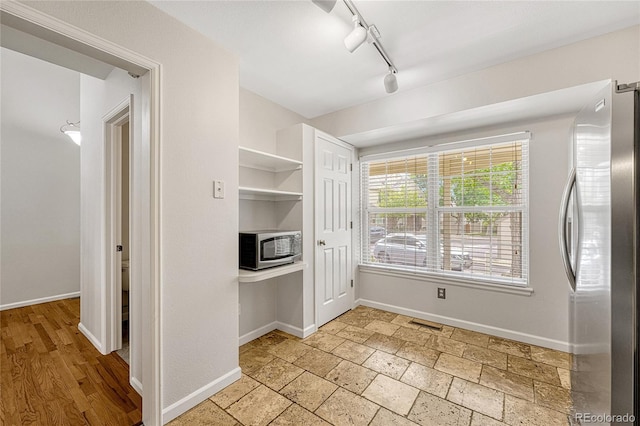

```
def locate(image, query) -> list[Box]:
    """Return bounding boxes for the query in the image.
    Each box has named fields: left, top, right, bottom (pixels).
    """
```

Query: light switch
left=214, top=180, right=224, bottom=199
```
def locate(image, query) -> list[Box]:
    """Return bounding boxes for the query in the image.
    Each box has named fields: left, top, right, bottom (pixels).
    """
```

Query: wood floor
left=0, top=298, right=142, bottom=425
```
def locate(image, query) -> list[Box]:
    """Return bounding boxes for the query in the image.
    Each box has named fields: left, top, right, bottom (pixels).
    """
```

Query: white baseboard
left=300, top=323, right=317, bottom=338
left=131, top=376, right=143, bottom=396
left=277, top=322, right=316, bottom=339
left=78, top=322, right=106, bottom=355
left=358, top=298, right=571, bottom=352
left=571, top=342, right=608, bottom=355
left=239, top=321, right=278, bottom=346
left=0, top=291, right=80, bottom=311
left=162, top=367, right=241, bottom=424
left=275, top=322, right=303, bottom=338
left=239, top=321, right=317, bottom=345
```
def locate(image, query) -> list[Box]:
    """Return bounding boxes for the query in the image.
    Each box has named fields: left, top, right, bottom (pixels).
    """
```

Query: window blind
left=361, top=134, right=529, bottom=286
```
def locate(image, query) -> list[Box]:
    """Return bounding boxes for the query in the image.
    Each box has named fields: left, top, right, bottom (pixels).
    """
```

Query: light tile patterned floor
left=169, top=306, right=572, bottom=426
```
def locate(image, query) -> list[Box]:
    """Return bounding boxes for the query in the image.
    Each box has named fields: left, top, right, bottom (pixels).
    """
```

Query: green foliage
left=373, top=185, right=427, bottom=233
left=377, top=185, right=427, bottom=208
left=445, top=161, right=520, bottom=225
left=448, top=162, right=518, bottom=206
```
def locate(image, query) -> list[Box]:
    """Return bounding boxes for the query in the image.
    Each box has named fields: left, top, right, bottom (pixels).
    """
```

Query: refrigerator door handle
left=559, top=167, right=577, bottom=292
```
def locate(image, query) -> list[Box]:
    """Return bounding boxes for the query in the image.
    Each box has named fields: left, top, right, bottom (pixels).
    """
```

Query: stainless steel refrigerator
left=560, top=80, right=639, bottom=425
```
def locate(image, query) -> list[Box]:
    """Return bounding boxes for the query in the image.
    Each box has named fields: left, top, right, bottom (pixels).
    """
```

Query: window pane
left=439, top=142, right=523, bottom=207
left=367, top=157, right=428, bottom=208
left=439, top=211, right=523, bottom=279
left=366, top=213, right=428, bottom=267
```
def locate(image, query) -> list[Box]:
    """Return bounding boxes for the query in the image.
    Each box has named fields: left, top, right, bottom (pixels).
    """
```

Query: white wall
left=20, top=1, right=241, bottom=421
left=79, top=67, right=142, bottom=388
left=356, top=116, right=575, bottom=350
left=238, top=89, right=308, bottom=338
left=239, top=88, right=308, bottom=152
left=0, top=47, right=80, bottom=308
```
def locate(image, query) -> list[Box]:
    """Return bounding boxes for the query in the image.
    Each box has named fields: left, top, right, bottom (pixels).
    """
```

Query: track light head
left=384, top=70, right=398, bottom=93
left=344, top=16, right=367, bottom=53
left=311, top=0, right=337, bottom=13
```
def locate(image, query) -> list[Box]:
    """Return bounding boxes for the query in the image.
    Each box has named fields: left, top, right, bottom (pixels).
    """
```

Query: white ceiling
left=150, top=1, right=639, bottom=119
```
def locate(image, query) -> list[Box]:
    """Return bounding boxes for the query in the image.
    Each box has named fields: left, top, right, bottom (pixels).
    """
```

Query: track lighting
left=384, top=69, right=398, bottom=94
left=311, top=0, right=336, bottom=13
left=312, top=0, right=399, bottom=94
left=60, top=120, right=81, bottom=146
left=344, top=16, right=367, bottom=53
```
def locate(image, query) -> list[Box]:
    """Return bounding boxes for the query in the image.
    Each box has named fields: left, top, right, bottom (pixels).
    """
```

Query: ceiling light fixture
left=313, top=0, right=399, bottom=94
left=384, top=68, right=398, bottom=94
left=311, top=0, right=337, bottom=13
left=60, top=120, right=81, bottom=146
left=344, top=15, right=367, bottom=53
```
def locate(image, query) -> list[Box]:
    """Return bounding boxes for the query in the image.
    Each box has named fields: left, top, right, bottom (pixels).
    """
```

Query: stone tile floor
left=169, top=306, right=572, bottom=425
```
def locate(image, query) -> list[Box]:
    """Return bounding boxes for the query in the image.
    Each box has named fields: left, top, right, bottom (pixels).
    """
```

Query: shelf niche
left=237, top=125, right=313, bottom=345
left=239, top=146, right=302, bottom=199
left=239, top=146, right=302, bottom=172
left=238, top=261, right=307, bottom=283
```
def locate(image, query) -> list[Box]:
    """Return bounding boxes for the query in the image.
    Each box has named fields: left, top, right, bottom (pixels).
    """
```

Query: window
left=361, top=134, right=529, bottom=286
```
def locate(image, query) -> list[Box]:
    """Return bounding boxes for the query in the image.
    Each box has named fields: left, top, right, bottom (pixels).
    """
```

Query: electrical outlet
left=437, top=288, right=446, bottom=299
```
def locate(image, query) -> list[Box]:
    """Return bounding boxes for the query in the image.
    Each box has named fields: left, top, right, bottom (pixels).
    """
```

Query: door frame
left=314, top=131, right=356, bottom=327
left=104, top=97, right=130, bottom=354
left=0, top=3, right=162, bottom=424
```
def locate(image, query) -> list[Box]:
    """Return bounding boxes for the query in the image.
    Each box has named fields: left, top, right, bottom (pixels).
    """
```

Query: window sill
left=358, top=264, right=534, bottom=296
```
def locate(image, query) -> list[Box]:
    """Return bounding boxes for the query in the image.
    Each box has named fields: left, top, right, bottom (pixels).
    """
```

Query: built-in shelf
left=239, top=261, right=307, bottom=283
left=239, top=186, right=303, bottom=201
left=239, top=146, right=302, bottom=172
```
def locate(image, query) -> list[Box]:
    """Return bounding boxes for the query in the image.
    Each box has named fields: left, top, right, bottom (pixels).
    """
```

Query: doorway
left=0, top=3, right=161, bottom=424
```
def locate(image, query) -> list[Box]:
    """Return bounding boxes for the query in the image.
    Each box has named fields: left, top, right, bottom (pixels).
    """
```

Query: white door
left=315, top=133, right=353, bottom=326
left=104, top=97, right=131, bottom=354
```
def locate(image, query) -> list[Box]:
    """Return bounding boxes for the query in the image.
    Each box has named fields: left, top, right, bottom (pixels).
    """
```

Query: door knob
left=318, top=240, right=326, bottom=246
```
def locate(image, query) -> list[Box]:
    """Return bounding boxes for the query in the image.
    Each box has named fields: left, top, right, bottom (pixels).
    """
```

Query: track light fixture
left=384, top=68, right=398, bottom=94
left=344, top=15, right=367, bottom=53
left=313, top=0, right=399, bottom=94
left=311, top=0, right=337, bottom=13
left=60, top=120, right=81, bottom=146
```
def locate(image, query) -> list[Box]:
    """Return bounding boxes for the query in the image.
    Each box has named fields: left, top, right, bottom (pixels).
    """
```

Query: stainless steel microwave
left=239, top=230, right=302, bottom=270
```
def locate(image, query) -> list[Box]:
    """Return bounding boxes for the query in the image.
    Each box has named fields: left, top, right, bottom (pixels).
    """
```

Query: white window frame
left=360, top=132, right=530, bottom=288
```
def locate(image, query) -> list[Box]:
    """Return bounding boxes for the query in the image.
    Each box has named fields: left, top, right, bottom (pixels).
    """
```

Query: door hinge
left=116, top=245, right=123, bottom=252
left=350, top=163, right=353, bottom=172
left=350, top=279, right=354, bottom=288
left=350, top=221, right=353, bottom=229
